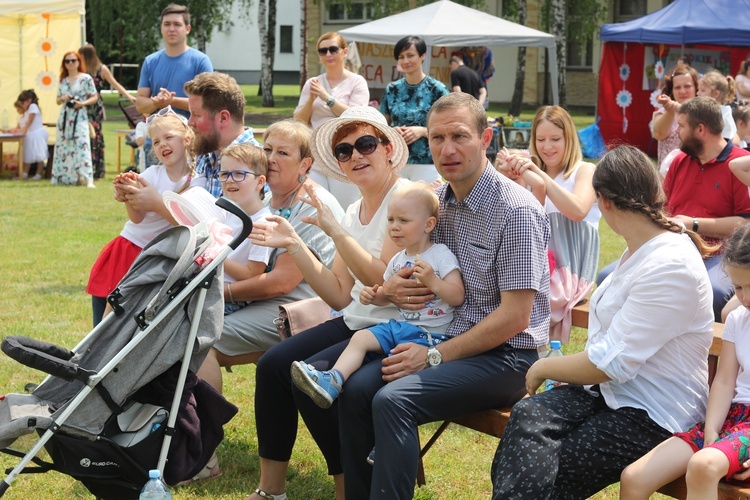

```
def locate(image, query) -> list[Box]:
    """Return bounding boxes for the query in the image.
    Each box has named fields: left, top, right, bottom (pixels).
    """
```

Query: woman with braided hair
left=491, top=145, right=716, bottom=499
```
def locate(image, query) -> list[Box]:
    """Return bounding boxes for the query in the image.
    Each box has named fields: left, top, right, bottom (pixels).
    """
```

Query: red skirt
left=86, top=236, right=142, bottom=297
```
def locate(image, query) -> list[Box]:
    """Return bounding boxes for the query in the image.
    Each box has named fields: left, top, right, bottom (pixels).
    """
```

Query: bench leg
left=416, top=421, right=452, bottom=486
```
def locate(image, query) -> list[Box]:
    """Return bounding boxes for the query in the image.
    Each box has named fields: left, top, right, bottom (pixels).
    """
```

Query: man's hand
left=381, top=342, right=428, bottom=382
left=382, top=267, right=433, bottom=309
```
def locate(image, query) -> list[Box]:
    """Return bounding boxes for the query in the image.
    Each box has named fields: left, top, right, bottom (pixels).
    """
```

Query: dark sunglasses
left=333, top=135, right=381, bottom=162
left=64, top=58, right=78, bottom=63
left=216, top=170, right=261, bottom=183
left=318, top=45, right=341, bottom=56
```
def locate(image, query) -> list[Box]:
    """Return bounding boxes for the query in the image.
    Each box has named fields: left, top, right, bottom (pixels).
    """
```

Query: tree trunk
left=300, top=0, right=307, bottom=86
left=550, top=0, right=566, bottom=107
left=258, top=0, right=276, bottom=107
left=196, top=21, right=207, bottom=53
left=508, top=0, right=527, bottom=116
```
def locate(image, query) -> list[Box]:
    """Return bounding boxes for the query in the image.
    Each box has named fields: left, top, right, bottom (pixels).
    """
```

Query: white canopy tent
left=0, top=0, right=86, bottom=127
left=340, top=0, right=559, bottom=104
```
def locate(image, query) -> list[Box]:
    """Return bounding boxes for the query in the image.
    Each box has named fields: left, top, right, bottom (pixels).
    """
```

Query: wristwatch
left=426, top=346, right=443, bottom=367
left=326, top=96, right=336, bottom=108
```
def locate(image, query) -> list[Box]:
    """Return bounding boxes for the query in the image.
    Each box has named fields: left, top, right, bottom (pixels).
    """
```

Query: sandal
left=176, top=456, right=221, bottom=486
left=246, top=488, right=287, bottom=500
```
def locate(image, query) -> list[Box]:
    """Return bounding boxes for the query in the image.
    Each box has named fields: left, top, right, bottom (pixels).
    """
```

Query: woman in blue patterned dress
left=51, top=51, right=98, bottom=187
left=380, top=35, right=449, bottom=183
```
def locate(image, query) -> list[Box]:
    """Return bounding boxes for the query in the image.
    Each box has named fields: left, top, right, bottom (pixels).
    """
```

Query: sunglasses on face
left=64, top=58, right=78, bottom=64
left=333, top=135, right=382, bottom=162
left=216, top=170, right=261, bottom=183
left=318, top=45, right=341, bottom=56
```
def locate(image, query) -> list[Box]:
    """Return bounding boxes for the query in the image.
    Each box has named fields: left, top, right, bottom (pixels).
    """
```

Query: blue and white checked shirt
left=433, top=163, right=551, bottom=349
left=195, top=128, right=261, bottom=198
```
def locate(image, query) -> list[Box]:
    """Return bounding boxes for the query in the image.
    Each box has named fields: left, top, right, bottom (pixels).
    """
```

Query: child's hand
left=734, top=460, right=750, bottom=481
left=360, top=284, right=379, bottom=305
left=412, top=258, right=435, bottom=287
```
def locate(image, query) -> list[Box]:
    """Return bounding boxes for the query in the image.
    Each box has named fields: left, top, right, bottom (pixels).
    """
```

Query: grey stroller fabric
left=4, top=224, right=224, bottom=441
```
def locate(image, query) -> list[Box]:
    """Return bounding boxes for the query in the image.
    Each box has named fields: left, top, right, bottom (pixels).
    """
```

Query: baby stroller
left=0, top=197, right=250, bottom=499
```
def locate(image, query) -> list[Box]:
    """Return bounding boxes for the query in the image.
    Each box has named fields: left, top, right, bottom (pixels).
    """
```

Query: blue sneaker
left=290, top=361, right=343, bottom=409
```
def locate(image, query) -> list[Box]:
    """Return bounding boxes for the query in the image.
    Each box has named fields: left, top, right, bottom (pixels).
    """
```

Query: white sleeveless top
left=544, top=163, right=601, bottom=229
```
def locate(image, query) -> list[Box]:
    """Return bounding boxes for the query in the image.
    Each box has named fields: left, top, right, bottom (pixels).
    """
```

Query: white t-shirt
left=586, top=231, right=714, bottom=432
left=723, top=306, right=750, bottom=404
left=119, top=165, right=207, bottom=248
left=383, top=243, right=460, bottom=332
left=341, top=179, right=409, bottom=330
left=224, top=206, right=273, bottom=284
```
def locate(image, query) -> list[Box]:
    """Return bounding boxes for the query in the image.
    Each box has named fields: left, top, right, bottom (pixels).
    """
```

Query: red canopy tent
left=597, top=0, right=750, bottom=156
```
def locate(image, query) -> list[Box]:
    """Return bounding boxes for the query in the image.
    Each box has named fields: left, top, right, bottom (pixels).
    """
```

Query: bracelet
left=692, top=217, right=700, bottom=233
left=288, top=241, right=302, bottom=255
left=226, top=282, right=235, bottom=303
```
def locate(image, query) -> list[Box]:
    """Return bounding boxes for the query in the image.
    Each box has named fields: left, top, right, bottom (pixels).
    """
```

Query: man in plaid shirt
left=339, top=92, right=551, bottom=499
left=184, top=72, right=261, bottom=198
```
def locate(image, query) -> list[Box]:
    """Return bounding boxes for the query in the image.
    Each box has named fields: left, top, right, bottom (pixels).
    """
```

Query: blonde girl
left=698, top=70, right=740, bottom=143
left=86, top=107, right=204, bottom=326
left=499, top=105, right=600, bottom=343
left=621, top=225, right=750, bottom=499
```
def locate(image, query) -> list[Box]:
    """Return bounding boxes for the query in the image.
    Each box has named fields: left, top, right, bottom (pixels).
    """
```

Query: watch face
left=427, top=347, right=442, bottom=366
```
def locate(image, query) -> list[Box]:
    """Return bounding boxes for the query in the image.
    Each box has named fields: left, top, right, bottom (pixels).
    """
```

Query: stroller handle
left=216, top=197, right=253, bottom=251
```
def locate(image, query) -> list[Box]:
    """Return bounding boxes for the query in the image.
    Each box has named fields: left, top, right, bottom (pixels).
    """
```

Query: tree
left=257, top=0, right=276, bottom=107
left=539, top=0, right=605, bottom=107
left=504, top=0, right=528, bottom=116
left=86, top=0, right=235, bottom=87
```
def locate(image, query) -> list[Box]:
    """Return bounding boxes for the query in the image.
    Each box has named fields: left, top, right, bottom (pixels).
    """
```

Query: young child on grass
left=86, top=107, right=204, bottom=326
left=290, top=182, right=465, bottom=409
left=619, top=224, right=750, bottom=499
left=15, top=89, right=49, bottom=180
left=216, top=142, right=273, bottom=315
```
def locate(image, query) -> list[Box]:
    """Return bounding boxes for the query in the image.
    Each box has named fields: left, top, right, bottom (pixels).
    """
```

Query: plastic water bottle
left=544, top=340, right=564, bottom=392
left=139, top=469, right=172, bottom=499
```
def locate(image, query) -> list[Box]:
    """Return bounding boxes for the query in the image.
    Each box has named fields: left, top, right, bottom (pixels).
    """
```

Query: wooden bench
left=418, top=301, right=747, bottom=499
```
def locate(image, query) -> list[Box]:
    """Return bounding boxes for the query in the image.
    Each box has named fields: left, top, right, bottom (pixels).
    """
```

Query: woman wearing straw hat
left=246, top=106, right=409, bottom=500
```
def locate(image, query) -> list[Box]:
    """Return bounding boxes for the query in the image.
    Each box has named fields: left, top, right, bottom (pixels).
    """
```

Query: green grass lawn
left=0, top=96, right=646, bottom=498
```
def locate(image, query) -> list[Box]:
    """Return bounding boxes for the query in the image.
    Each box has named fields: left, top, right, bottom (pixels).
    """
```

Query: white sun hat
left=310, top=106, right=408, bottom=183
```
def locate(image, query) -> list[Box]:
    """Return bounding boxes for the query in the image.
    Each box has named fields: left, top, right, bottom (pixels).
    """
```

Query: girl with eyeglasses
left=216, top=143, right=273, bottom=315
left=86, top=108, right=205, bottom=326
left=51, top=51, right=99, bottom=187
left=294, top=31, right=370, bottom=211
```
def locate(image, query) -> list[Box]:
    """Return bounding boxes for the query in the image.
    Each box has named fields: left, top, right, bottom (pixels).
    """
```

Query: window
left=615, top=0, right=647, bottom=22
left=567, top=37, right=593, bottom=69
left=280, top=25, right=293, bottom=53
left=326, top=1, right=374, bottom=23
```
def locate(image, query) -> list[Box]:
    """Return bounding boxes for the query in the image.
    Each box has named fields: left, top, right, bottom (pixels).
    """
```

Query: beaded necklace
left=275, top=185, right=303, bottom=219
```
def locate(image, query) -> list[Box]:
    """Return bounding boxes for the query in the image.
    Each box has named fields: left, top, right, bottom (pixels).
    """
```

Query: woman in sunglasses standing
left=294, top=32, right=369, bottom=211
left=243, top=106, right=408, bottom=500
left=51, top=51, right=99, bottom=187
left=380, top=35, right=449, bottom=183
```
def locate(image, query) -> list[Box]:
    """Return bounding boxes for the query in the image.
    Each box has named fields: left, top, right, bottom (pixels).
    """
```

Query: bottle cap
left=148, top=469, right=161, bottom=479
left=550, top=340, right=562, bottom=350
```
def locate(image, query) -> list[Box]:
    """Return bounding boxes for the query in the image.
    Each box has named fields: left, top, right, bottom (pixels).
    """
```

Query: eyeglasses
left=333, top=135, right=381, bottom=162
left=318, top=45, right=341, bottom=56
left=216, top=170, right=261, bottom=183
left=146, top=105, right=188, bottom=126
left=64, top=58, right=78, bottom=64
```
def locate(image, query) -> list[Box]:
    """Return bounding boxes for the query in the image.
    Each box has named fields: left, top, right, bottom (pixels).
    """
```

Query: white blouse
left=586, top=231, right=714, bottom=432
